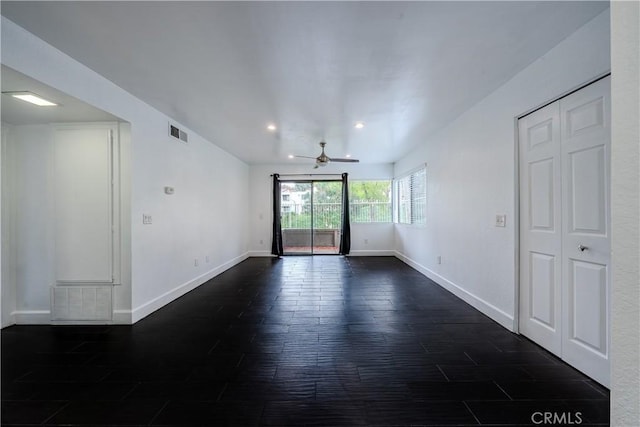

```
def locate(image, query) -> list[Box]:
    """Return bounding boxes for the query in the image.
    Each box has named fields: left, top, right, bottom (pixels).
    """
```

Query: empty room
left=1, top=1, right=638, bottom=426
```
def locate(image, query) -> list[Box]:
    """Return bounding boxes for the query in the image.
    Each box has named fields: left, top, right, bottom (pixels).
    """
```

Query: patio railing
left=281, top=201, right=391, bottom=229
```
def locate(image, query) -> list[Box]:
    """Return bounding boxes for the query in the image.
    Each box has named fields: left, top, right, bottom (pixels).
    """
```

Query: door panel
left=568, top=259, right=607, bottom=355
left=529, top=159, right=555, bottom=230
left=312, top=181, right=341, bottom=255
left=519, top=102, right=562, bottom=356
left=561, top=77, right=610, bottom=386
left=281, top=182, right=312, bottom=255
left=529, top=252, right=556, bottom=329
left=568, top=146, right=606, bottom=234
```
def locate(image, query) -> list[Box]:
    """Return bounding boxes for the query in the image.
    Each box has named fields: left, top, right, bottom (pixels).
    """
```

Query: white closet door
left=519, top=102, right=562, bottom=356
left=561, top=77, right=610, bottom=387
left=55, top=126, right=114, bottom=283
left=519, top=76, right=610, bottom=387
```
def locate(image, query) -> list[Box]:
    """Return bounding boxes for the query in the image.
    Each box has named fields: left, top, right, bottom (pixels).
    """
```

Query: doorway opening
left=280, top=180, right=343, bottom=255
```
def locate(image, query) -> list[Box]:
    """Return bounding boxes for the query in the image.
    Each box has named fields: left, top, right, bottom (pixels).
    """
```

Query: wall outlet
left=495, top=214, right=507, bottom=227
left=364, top=239, right=369, bottom=245
left=437, top=255, right=442, bottom=264
left=143, top=214, right=152, bottom=224
left=205, top=256, right=210, bottom=263
left=260, top=239, right=264, bottom=245
left=194, top=259, right=199, bottom=267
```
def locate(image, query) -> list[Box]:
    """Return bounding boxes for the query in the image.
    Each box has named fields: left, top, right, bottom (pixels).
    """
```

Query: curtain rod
left=270, top=173, right=344, bottom=177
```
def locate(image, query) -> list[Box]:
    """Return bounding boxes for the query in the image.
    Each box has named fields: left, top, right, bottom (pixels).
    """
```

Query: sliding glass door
left=281, top=182, right=312, bottom=254
left=312, top=181, right=342, bottom=254
left=280, top=180, right=342, bottom=255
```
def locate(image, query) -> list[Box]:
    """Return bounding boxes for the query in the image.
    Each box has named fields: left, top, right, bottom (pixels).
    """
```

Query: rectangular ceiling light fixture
left=5, top=91, right=58, bottom=106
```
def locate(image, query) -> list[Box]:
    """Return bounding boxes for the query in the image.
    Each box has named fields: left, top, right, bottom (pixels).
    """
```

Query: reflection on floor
left=2, top=256, right=609, bottom=426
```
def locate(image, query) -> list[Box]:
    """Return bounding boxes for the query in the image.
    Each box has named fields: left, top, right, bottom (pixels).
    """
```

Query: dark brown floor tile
left=2, top=257, right=610, bottom=426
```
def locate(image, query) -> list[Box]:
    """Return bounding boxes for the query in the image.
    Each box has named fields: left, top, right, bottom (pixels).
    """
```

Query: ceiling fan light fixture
left=6, top=91, right=57, bottom=106
left=293, top=141, right=360, bottom=168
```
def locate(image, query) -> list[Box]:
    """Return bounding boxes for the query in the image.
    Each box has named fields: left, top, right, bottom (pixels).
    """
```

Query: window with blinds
left=394, top=166, right=426, bottom=225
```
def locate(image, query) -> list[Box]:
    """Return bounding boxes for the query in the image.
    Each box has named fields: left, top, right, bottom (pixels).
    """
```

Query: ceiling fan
left=294, top=141, right=360, bottom=168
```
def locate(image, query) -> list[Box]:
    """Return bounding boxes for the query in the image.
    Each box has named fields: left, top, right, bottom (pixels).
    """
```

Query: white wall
left=1, top=124, right=18, bottom=326
left=1, top=17, right=250, bottom=324
left=393, top=10, right=611, bottom=330
left=249, top=163, right=394, bottom=256
left=611, top=1, right=640, bottom=424
left=1, top=124, right=55, bottom=324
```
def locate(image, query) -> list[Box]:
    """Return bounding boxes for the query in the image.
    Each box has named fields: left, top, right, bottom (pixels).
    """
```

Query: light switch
left=495, top=214, right=506, bottom=227
left=143, top=214, right=152, bottom=225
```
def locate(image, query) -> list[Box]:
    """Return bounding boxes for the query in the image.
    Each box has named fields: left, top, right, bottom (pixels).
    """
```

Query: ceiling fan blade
left=293, top=155, right=318, bottom=159
left=329, top=158, right=360, bottom=163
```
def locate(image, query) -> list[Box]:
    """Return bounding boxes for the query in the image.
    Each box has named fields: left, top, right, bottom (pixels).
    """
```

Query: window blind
left=394, top=166, right=426, bottom=225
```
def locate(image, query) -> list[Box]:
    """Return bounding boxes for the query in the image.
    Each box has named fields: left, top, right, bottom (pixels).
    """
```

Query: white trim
left=112, top=310, right=132, bottom=324
left=12, top=310, right=51, bottom=324
left=394, top=251, right=516, bottom=331
left=2, top=312, right=16, bottom=328
left=131, top=252, right=250, bottom=323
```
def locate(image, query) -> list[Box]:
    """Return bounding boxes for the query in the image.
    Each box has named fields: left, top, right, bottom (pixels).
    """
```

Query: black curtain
left=271, top=174, right=284, bottom=256
left=339, top=173, right=351, bottom=255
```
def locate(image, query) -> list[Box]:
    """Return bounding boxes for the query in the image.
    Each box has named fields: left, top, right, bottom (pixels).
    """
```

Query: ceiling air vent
left=168, top=123, right=188, bottom=143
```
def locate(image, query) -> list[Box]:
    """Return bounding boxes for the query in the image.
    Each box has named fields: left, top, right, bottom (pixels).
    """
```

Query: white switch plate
left=143, top=214, right=152, bottom=224
left=495, top=214, right=506, bottom=227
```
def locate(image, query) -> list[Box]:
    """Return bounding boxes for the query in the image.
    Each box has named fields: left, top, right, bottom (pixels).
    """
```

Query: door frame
left=280, top=178, right=343, bottom=256
left=514, top=72, right=611, bottom=335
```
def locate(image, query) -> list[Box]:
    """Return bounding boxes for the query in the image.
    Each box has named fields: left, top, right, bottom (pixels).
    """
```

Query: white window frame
left=393, top=165, right=427, bottom=225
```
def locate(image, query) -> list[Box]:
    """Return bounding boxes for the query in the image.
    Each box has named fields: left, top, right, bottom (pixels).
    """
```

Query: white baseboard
left=112, top=310, right=132, bottom=324
left=348, top=250, right=396, bottom=256
left=131, top=252, right=250, bottom=323
left=394, top=251, right=516, bottom=332
left=2, top=312, right=16, bottom=328
left=12, top=310, right=51, bottom=324
left=11, top=309, right=131, bottom=325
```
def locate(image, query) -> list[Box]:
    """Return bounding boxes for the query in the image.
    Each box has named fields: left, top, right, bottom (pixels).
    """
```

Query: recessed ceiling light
left=345, top=154, right=351, bottom=158
left=267, top=124, right=277, bottom=131
left=288, top=154, right=294, bottom=159
left=5, top=91, right=57, bottom=107
left=354, top=122, right=365, bottom=129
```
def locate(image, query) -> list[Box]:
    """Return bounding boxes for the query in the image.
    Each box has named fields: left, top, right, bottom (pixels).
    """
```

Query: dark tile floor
left=2, top=256, right=610, bottom=426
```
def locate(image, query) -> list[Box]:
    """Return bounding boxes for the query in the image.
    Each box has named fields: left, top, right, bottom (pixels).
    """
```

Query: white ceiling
left=1, top=1, right=608, bottom=165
